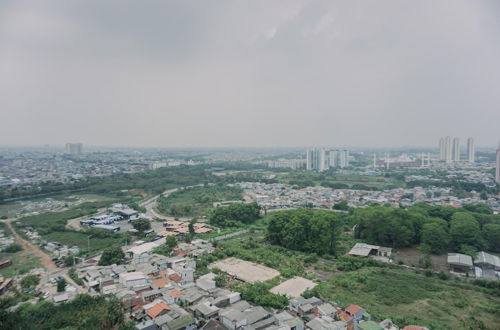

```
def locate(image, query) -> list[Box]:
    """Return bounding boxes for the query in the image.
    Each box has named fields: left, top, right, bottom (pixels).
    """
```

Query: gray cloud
left=1, top=0, right=499, bottom=148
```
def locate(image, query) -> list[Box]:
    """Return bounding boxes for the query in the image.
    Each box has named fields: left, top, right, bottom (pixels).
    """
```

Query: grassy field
left=208, top=231, right=500, bottom=330
left=278, top=172, right=405, bottom=190
left=306, top=267, right=500, bottom=330
left=42, top=231, right=124, bottom=254
left=157, top=185, right=243, bottom=217
left=0, top=250, right=42, bottom=278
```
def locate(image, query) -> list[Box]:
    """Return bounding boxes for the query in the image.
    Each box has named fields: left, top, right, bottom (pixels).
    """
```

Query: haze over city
left=1, top=0, right=500, bottom=148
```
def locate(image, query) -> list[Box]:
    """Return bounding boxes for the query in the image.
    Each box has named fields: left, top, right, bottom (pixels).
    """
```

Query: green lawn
left=306, top=267, right=500, bottom=330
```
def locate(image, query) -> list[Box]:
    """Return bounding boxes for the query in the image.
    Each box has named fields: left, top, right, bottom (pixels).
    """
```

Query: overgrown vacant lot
left=157, top=184, right=243, bottom=217
left=307, top=267, right=500, bottom=330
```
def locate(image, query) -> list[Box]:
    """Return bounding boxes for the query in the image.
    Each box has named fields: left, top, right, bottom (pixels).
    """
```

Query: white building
left=496, top=141, right=500, bottom=184
left=467, top=137, right=475, bottom=163
left=445, top=136, right=452, bottom=164
left=439, top=137, right=445, bottom=161
left=452, top=137, right=460, bottom=162
left=119, top=272, right=148, bottom=289
left=65, top=143, right=83, bottom=154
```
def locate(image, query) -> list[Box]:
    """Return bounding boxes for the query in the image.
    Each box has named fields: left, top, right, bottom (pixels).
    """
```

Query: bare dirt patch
left=210, top=257, right=280, bottom=283
left=393, top=247, right=448, bottom=271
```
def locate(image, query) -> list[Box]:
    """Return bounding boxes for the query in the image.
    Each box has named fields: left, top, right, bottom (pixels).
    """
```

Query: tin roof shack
left=447, top=253, right=474, bottom=275
left=348, top=243, right=392, bottom=262
left=474, top=251, right=500, bottom=280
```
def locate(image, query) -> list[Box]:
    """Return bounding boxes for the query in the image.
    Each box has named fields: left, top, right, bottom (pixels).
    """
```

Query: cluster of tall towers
left=306, top=148, right=349, bottom=171
left=438, top=137, right=474, bottom=164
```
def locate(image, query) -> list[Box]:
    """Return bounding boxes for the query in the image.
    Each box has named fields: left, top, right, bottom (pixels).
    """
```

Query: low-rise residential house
left=153, top=304, right=196, bottom=330
left=120, top=272, right=148, bottom=289
left=306, top=316, right=346, bottom=330
left=447, top=253, right=474, bottom=275
left=316, top=303, right=337, bottom=317
left=275, top=311, right=304, bottom=330
left=348, top=243, right=392, bottom=261
left=289, top=297, right=322, bottom=316
left=146, top=301, right=171, bottom=319
left=192, top=300, right=220, bottom=320
left=142, top=289, right=164, bottom=303
left=202, top=319, right=228, bottom=330
left=379, top=319, right=399, bottom=330
left=474, top=251, right=500, bottom=280
left=197, top=273, right=216, bottom=291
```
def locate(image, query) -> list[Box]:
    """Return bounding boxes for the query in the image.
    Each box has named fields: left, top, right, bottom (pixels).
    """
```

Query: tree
left=99, top=246, right=125, bottom=266
left=3, top=243, right=22, bottom=253
left=332, top=201, right=349, bottom=211
left=267, top=209, right=342, bottom=255
left=482, top=224, right=500, bottom=252
left=188, top=221, right=196, bottom=236
left=57, top=278, right=67, bottom=292
left=20, top=275, right=40, bottom=290
left=214, top=274, right=227, bottom=287
left=421, top=222, right=450, bottom=254
left=132, top=219, right=151, bottom=232
left=450, top=212, right=481, bottom=249
left=166, top=235, right=178, bottom=250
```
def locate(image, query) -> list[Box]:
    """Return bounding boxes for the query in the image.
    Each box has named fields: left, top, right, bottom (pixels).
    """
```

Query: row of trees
left=208, top=202, right=261, bottom=227
left=353, top=204, right=500, bottom=255
left=267, top=209, right=342, bottom=255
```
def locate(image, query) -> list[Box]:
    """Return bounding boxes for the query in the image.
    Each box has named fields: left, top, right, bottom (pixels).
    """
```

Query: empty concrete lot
left=210, top=257, right=280, bottom=283
left=270, top=276, right=317, bottom=297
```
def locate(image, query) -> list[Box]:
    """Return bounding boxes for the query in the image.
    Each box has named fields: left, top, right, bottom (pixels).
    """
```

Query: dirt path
left=3, top=219, right=58, bottom=273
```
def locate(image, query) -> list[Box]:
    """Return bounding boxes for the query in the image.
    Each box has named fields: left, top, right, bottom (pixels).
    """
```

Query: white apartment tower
left=496, top=141, right=500, bottom=184
left=467, top=137, right=475, bottom=163
left=444, top=136, right=452, bottom=164
left=339, top=150, right=349, bottom=168
left=318, top=149, right=328, bottom=172
left=65, top=143, right=83, bottom=155
left=452, top=137, right=460, bottom=162
left=439, top=138, right=445, bottom=161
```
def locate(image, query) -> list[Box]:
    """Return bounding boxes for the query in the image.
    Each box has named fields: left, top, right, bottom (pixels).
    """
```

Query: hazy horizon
left=1, top=1, right=500, bottom=148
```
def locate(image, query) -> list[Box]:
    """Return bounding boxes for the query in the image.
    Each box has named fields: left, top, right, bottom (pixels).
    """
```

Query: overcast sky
left=1, top=1, right=499, bottom=148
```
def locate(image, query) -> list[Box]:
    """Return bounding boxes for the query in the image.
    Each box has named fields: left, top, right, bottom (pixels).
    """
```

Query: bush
left=57, top=279, right=67, bottom=292
left=3, top=243, right=22, bottom=253
left=20, top=275, right=40, bottom=290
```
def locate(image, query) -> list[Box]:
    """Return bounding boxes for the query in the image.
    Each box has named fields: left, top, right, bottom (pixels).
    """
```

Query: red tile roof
left=337, top=310, right=353, bottom=322
left=403, top=326, right=428, bottom=330
left=169, top=290, right=184, bottom=298
left=147, top=302, right=171, bottom=319
left=346, top=304, right=363, bottom=315
left=169, top=273, right=182, bottom=282
left=152, top=277, right=170, bottom=288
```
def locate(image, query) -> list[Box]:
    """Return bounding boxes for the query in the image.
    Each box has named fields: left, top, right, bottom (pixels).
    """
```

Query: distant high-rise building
left=496, top=141, right=500, bottom=184
left=318, top=149, right=327, bottom=172
left=339, top=150, right=349, bottom=168
left=65, top=143, right=83, bottom=154
left=467, top=137, right=475, bottom=163
left=439, top=137, right=445, bottom=161
left=452, top=137, right=460, bottom=162
left=306, top=148, right=349, bottom=171
left=444, top=136, right=452, bottom=164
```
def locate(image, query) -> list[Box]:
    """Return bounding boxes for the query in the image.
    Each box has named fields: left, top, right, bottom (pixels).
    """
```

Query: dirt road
left=3, top=219, right=58, bottom=273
